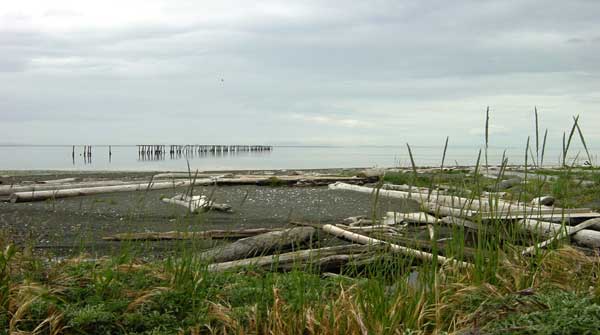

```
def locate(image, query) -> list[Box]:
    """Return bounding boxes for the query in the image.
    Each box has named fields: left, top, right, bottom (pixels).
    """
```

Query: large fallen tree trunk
left=318, top=223, right=472, bottom=269
left=103, top=228, right=281, bottom=241
left=207, top=244, right=375, bottom=272
left=517, top=218, right=600, bottom=249
left=200, top=227, right=316, bottom=263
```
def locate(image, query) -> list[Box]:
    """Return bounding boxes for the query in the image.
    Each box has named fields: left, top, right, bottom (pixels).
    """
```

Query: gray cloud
left=0, top=0, right=599, bottom=148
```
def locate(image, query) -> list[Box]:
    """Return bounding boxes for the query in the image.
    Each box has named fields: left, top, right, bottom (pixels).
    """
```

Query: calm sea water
left=0, top=145, right=586, bottom=171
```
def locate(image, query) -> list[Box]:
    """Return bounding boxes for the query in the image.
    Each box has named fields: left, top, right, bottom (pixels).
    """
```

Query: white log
left=41, top=177, right=79, bottom=184
left=3, top=175, right=370, bottom=199
left=383, top=212, right=439, bottom=225
left=9, top=179, right=214, bottom=202
left=0, top=180, right=150, bottom=195
left=522, top=218, right=600, bottom=255
left=320, top=224, right=472, bottom=269
left=161, top=194, right=232, bottom=213
left=382, top=184, right=444, bottom=195
left=329, top=182, right=526, bottom=212
left=517, top=218, right=600, bottom=249
left=422, top=201, right=473, bottom=218
left=153, top=172, right=226, bottom=179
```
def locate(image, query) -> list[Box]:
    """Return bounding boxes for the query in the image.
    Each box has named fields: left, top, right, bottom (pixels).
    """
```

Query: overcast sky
left=1, top=1, right=599, bottom=148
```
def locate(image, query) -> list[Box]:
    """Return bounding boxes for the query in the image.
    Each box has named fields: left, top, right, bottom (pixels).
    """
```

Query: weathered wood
left=522, top=218, right=600, bottom=255
left=103, top=228, right=281, bottom=241
left=200, top=227, right=316, bottom=263
left=153, top=173, right=225, bottom=179
left=336, top=224, right=401, bottom=234
left=319, top=224, right=472, bottom=269
left=440, top=216, right=480, bottom=230
left=382, top=184, right=443, bottom=195
left=329, top=182, right=526, bottom=212
left=383, top=211, right=439, bottom=225
left=0, top=180, right=148, bottom=195
left=517, top=218, right=600, bottom=249
left=8, top=179, right=214, bottom=202
left=422, top=201, right=473, bottom=218
left=161, top=194, right=232, bottom=213
left=41, top=177, right=80, bottom=184
left=476, top=208, right=600, bottom=222
left=207, top=244, right=375, bottom=272
left=4, top=176, right=369, bottom=201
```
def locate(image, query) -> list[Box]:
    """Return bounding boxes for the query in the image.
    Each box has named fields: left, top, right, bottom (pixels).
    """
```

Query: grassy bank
left=0, top=233, right=598, bottom=334
left=1, top=164, right=599, bottom=334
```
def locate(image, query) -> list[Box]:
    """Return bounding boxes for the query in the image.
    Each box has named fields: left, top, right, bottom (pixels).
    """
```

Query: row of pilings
left=71, top=145, right=112, bottom=164
left=137, top=144, right=273, bottom=161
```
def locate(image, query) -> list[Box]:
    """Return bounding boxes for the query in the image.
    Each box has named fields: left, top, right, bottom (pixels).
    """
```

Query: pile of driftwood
left=102, top=180, right=600, bottom=274
left=0, top=173, right=370, bottom=203
left=329, top=182, right=600, bottom=251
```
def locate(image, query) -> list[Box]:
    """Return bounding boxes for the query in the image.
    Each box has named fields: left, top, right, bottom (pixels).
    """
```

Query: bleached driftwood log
left=319, top=224, right=472, bottom=269
left=342, top=216, right=374, bottom=227
left=422, top=201, right=474, bottom=218
left=383, top=211, right=439, bottom=225
left=336, top=224, right=401, bottom=234
left=329, top=182, right=525, bottom=212
left=8, top=179, right=215, bottom=202
left=5, top=176, right=370, bottom=201
left=102, top=228, right=280, bottom=241
left=477, top=208, right=600, bottom=222
left=153, top=172, right=225, bottom=179
left=208, top=244, right=375, bottom=272
left=0, top=179, right=148, bottom=195
left=517, top=218, right=600, bottom=249
left=382, top=184, right=445, bottom=196
left=200, top=227, right=316, bottom=263
left=41, top=177, right=80, bottom=184
left=440, top=216, right=480, bottom=230
left=521, top=218, right=600, bottom=255
left=161, top=194, right=232, bottom=213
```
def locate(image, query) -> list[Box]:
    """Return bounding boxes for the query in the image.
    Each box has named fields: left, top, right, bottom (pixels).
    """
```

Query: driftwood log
left=440, top=216, right=480, bottom=230
left=383, top=211, right=439, bottom=225
left=161, top=194, right=232, bottom=213
left=518, top=218, right=600, bottom=249
left=318, top=224, right=472, bottom=269
left=207, top=244, right=376, bottom=272
left=103, top=228, right=281, bottom=241
left=0, top=179, right=147, bottom=196
left=329, top=182, right=526, bottom=212
left=5, top=176, right=369, bottom=202
left=422, top=202, right=474, bottom=218
left=8, top=179, right=214, bottom=202
left=521, top=218, right=600, bottom=255
left=200, top=227, right=316, bottom=263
